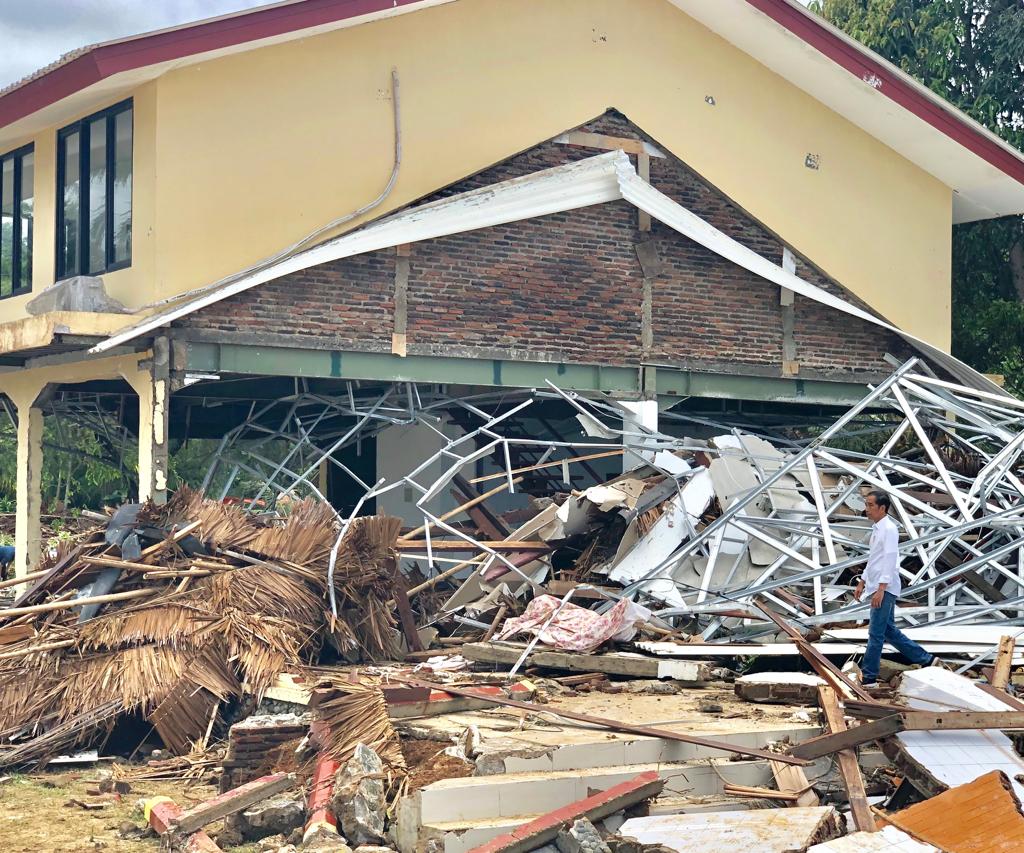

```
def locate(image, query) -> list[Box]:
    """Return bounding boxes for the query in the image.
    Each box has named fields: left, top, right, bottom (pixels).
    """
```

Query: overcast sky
left=0, top=1, right=270, bottom=89
left=0, top=0, right=817, bottom=91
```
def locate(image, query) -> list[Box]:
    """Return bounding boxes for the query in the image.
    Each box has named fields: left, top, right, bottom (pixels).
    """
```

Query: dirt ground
left=0, top=771, right=261, bottom=853
left=401, top=739, right=473, bottom=790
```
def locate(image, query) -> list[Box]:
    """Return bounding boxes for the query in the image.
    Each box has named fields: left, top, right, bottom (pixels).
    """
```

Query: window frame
left=0, top=142, right=34, bottom=300
left=55, top=98, right=133, bottom=280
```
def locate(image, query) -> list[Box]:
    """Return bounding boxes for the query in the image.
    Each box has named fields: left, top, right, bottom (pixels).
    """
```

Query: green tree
left=809, top=0, right=1024, bottom=393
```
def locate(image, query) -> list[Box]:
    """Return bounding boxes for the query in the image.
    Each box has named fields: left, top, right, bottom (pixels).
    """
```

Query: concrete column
left=124, top=338, right=170, bottom=504
left=620, top=399, right=658, bottom=472
left=11, top=389, right=45, bottom=580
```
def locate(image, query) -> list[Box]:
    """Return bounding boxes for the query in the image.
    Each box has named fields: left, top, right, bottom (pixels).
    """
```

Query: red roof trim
left=0, top=0, right=428, bottom=130
left=746, top=0, right=1024, bottom=186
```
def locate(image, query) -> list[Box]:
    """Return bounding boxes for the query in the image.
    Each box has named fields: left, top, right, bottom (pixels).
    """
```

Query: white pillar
left=12, top=391, right=44, bottom=579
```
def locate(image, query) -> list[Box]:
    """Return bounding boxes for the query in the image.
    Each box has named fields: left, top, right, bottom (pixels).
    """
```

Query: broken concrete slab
left=333, top=744, right=386, bottom=846
left=555, top=819, right=611, bottom=853
left=462, top=642, right=713, bottom=682
left=807, top=826, right=937, bottom=852
left=735, top=672, right=825, bottom=705
left=617, top=807, right=844, bottom=852
left=236, top=795, right=306, bottom=842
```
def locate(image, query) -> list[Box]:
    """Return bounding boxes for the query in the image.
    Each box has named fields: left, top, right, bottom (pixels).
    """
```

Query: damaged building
left=3, top=1, right=1024, bottom=852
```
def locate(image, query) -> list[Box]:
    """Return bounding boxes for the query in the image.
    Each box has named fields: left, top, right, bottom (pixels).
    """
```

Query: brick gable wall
left=179, top=111, right=912, bottom=380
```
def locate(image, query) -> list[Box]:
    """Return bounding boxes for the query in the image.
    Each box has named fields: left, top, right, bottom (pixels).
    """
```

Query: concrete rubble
left=5, top=362, right=1024, bottom=851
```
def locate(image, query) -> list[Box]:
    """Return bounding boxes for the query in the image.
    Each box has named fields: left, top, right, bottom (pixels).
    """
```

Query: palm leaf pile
left=0, top=488, right=404, bottom=768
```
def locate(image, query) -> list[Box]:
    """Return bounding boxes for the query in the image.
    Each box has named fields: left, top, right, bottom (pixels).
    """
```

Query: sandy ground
left=0, top=771, right=260, bottom=853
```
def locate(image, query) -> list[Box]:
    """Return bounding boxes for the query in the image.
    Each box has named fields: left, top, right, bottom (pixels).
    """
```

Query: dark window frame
left=0, top=142, right=34, bottom=299
left=56, top=98, right=133, bottom=280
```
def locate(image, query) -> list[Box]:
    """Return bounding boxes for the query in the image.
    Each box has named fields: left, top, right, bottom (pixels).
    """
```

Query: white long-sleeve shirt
left=863, top=515, right=902, bottom=598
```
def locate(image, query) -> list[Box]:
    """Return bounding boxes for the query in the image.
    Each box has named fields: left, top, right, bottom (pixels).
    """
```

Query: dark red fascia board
left=0, top=0, right=427, bottom=130
left=745, top=0, right=1024, bottom=186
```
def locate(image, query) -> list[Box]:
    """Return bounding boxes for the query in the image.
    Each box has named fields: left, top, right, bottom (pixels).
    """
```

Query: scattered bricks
left=143, top=796, right=222, bottom=853
left=735, top=672, right=826, bottom=706
left=556, top=820, right=612, bottom=853
left=332, top=744, right=387, bottom=846
left=467, top=771, right=664, bottom=853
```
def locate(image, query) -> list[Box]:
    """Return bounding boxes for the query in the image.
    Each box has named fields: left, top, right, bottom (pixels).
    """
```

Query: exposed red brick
left=179, top=111, right=909, bottom=381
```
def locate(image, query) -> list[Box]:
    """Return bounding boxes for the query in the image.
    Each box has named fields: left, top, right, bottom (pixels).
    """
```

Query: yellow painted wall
left=1, top=0, right=953, bottom=349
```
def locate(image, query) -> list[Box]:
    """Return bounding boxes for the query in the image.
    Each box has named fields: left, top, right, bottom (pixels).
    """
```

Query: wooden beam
left=817, top=685, right=876, bottom=833
left=395, top=540, right=549, bottom=551
left=469, top=449, right=624, bottom=484
left=793, top=709, right=1024, bottom=759
left=169, top=773, right=295, bottom=836
left=0, top=587, right=155, bottom=620
left=406, top=477, right=522, bottom=540
left=790, top=714, right=905, bottom=760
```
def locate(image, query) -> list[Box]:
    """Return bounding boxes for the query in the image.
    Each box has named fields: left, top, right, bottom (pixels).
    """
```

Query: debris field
left=4, top=358, right=1024, bottom=852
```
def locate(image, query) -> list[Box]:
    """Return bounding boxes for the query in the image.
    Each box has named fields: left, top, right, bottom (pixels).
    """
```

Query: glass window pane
left=1, top=159, right=12, bottom=297
left=87, top=118, right=107, bottom=274
left=19, top=152, right=33, bottom=291
left=61, top=132, right=81, bottom=278
left=113, top=109, right=132, bottom=265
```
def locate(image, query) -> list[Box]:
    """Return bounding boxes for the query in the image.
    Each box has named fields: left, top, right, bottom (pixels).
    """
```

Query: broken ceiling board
left=604, top=469, right=713, bottom=607
left=884, top=770, right=1024, bottom=852
left=461, top=642, right=713, bottom=682
left=897, top=668, right=1024, bottom=803
left=807, top=826, right=938, bottom=852
left=617, top=807, right=844, bottom=852
left=829, top=625, right=1024, bottom=647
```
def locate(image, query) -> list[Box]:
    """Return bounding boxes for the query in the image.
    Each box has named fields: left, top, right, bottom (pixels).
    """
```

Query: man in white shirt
left=854, top=490, right=934, bottom=688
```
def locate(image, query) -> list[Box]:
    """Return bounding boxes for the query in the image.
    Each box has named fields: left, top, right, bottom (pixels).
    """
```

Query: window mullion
left=105, top=112, right=115, bottom=270
left=79, top=120, right=90, bottom=276
left=11, top=154, right=20, bottom=292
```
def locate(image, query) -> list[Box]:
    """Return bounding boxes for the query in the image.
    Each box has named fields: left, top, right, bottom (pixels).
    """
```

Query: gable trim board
left=1, top=0, right=1021, bottom=223
left=88, top=149, right=997, bottom=394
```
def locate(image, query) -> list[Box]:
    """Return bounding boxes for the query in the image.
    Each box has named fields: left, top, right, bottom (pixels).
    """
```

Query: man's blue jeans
left=862, top=591, right=932, bottom=682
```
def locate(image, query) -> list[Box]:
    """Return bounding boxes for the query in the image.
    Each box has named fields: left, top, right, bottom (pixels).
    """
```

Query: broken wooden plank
left=395, top=539, right=549, bottom=551
left=818, top=685, right=875, bottom=833
left=467, top=771, right=664, bottom=853
left=993, top=635, right=1016, bottom=690
left=770, top=759, right=820, bottom=808
left=463, top=641, right=713, bottom=682
left=397, top=676, right=809, bottom=766
left=169, top=773, right=295, bottom=836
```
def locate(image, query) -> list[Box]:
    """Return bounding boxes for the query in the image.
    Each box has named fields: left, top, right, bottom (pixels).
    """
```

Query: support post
left=126, top=338, right=170, bottom=504
left=12, top=389, right=46, bottom=580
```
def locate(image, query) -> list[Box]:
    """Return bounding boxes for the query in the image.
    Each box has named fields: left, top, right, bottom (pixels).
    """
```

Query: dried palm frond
left=328, top=516, right=403, bottom=660
left=248, top=499, right=338, bottom=566
left=315, top=680, right=406, bottom=772
left=77, top=603, right=219, bottom=651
